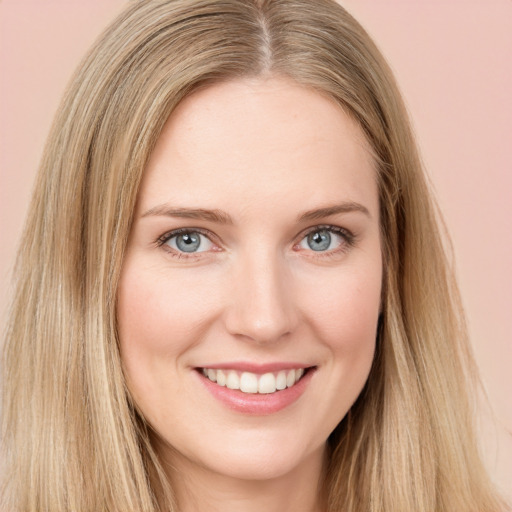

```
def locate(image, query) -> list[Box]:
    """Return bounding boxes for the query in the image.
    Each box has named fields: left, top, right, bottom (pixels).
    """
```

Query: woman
left=1, top=0, right=507, bottom=511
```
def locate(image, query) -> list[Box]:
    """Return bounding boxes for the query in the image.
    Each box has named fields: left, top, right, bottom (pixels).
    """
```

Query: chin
left=210, top=451, right=312, bottom=482
left=162, top=428, right=326, bottom=483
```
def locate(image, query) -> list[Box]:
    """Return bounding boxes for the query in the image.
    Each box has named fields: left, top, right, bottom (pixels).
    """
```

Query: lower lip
left=196, top=368, right=315, bottom=415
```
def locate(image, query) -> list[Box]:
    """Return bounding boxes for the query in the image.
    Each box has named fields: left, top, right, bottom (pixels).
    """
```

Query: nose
left=223, top=250, right=298, bottom=345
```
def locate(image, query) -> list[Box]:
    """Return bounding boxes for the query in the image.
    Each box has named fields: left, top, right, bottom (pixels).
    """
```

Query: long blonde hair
left=1, top=0, right=506, bottom=510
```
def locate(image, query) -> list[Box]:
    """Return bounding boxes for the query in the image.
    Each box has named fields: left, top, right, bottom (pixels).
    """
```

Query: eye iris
left=175, top=233, right=201, bottom=252
left=307, top=230, right=331, bottom=251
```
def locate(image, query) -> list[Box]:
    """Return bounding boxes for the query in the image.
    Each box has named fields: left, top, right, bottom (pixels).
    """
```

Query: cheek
left=117, top=262, right=218, bottom=357
left=301, top=262, right=382, bottom=346
left=290, top=261, right=381, bottom=439
left=300, top=261, right=381, bottom=406
left=116, top=260, right=221, bottom=418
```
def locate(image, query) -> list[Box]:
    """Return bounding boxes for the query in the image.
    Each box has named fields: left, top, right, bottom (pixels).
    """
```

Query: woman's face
left=117, top=77, right=382, bottom=483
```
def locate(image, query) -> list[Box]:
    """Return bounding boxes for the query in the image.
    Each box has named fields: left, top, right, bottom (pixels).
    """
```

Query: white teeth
left=258, top=373, right=276, bottom=394
left=240, top=372, right=258, bottom=393
left=276, top=371, right=287, bottom=390
left=216, top=369, right=226, bottom=387
left=226, top=370, right=240, bottom=390
left=201, top=367, right=308, bottom=394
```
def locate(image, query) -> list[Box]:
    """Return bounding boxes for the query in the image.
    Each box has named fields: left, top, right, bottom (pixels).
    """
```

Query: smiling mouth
left=198, top=367, right=312, bottom=395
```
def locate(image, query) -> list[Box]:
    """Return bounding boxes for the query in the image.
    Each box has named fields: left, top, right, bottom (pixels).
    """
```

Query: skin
left=117, top=77, right=382, bottom=512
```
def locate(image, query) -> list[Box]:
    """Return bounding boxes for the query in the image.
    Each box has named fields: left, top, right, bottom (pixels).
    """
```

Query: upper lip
left=195, top=362, right=315, bottom=373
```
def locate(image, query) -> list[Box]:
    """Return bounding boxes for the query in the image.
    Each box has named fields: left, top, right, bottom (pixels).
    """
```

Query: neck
left=157, top=442, right=327, bottom=512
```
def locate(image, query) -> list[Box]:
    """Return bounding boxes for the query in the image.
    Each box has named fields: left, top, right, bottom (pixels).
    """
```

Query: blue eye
left=165, top=231, right=213, bottom=253
left=298, top=228, right=346, bottom=252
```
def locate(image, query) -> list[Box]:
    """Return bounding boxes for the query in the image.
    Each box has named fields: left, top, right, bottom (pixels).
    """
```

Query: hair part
left=1, top=1, right=506, bottom=510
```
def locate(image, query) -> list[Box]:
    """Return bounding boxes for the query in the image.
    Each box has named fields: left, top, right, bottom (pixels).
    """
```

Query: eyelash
left=155, top=225, right=357, bottom=259
left=298, top=225, right=356, bottom=258
left=155, top=228, right=216, bottom=258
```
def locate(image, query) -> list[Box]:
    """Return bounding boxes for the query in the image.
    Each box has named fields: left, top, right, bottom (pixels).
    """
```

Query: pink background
left=1, top=0, right=510, bottom=499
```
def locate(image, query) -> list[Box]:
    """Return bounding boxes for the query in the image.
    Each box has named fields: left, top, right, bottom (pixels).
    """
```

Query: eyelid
left=155, top=227, right=221, bottom=255
left=298, top=224, right=355, bottom=243
left=293, top=224, right=357, bottom=254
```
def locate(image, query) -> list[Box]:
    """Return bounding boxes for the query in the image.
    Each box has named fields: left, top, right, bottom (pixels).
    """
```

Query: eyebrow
left=141, top=201, right=370, bottom=224
left=141, top=205, right=234, bottom=224
left=297, top=202, right=371, bottom=222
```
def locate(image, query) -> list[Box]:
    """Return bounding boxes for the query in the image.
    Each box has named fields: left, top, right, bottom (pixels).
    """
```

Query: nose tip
left=231, top=310, right=292, bottom=345
left=224, top=258, right=297, bottom=345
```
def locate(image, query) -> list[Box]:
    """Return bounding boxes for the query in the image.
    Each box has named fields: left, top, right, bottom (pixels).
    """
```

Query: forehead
left=137, top=77, right=378, bottom=218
